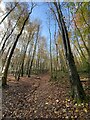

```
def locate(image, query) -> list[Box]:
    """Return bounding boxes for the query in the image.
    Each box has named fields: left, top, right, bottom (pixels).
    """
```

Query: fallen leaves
left=45, top=102, right=48, bottom=105
left=56, top=99, right=59, bottom=103
left=2, top=74, right=90, bottom=119
left=83, top=108, right=88, bottom=113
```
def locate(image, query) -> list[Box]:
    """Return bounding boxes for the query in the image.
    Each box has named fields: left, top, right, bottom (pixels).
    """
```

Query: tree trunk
left=73, top=18, right=90, bottom=58
left=87, top=2, right=90, bottom=95
left=74, top=30, right=87, bottom=61
left=53, top=2, right=86, bottom=102
left=21, top=40, right=30, bottom=77
left=1, top=10, right=23, bottom=55
left=0, top=3, right=18, bottom=24
left=0, top=28, right=8, bottom=47
left=28, top=25, right=39, bottom=77
left=26, top=40, right=34, bottom=76
left=48, top=18, right=53, bottom=79
left=2, top=9, right=34, bottom=87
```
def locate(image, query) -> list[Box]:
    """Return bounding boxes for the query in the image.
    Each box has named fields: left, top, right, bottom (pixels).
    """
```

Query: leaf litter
left=2, top=74, right=90, bottom=119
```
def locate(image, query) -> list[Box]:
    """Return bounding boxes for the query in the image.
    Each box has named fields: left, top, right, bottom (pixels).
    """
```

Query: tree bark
left=21, top=36, right=31, bottom=77
left=53, top=2, right=86, bottom=102
left=73, top=17, right=90, bottom=58
left=2, top=7, right=34, bottom=87
left=0, top=28, right=8, bottom=47
left=28, top=25, right=39, bottom=77
left=1, top=10, right=23, bottom=55
left=0, top=3, right=18, bottom=24
left=48, top=18, right=53, bottom=79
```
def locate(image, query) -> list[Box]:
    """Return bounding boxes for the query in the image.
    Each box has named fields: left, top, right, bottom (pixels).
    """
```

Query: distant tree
left=48, top=17, right=53, bottom=79
left=28, top=25, right=40, bottom=77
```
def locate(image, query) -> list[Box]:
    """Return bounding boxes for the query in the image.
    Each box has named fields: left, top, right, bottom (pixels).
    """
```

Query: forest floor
left=2, top=73, right=90, bottom=120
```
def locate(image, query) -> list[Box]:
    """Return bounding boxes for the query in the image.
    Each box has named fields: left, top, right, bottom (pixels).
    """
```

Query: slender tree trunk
left=21, top=48, right=27, bottom=77
left=2, top=8, right=34, bottom=87
left=25, top=33, right=35, bottom=75
left=73, top=52, right=81, bottom=67
left=28, top=25, right=39, bottom=77
left=73, top=18, right=90, bottom=57
left=1, top=10, right=23, bottom=55
left=55, top=43, right=58, bottom=79
left=59, top=49, right=66, bottom=71
left=2, top=46, right=11, bottom=73
left=48, top=19, right=53, bottom=79
left=37, top=58, right=40, bottom=74
left=87, top=2, right=90, bottom=95
left=53, top=2, right=86, bottom=102
left=0, top=3, right=18, bottom=24
left=80, top=5, right=90, bottom=30
left=26, top=41, right=33, bottom=75
left=21, top=36, right=31, bottom=77
left=73, top=43, right=83, bottom=66
left=54, top=22, right=58, bottom=79
left=0, top=28, right=8, bottom=47
left=74, top=31, right=87, bottom=60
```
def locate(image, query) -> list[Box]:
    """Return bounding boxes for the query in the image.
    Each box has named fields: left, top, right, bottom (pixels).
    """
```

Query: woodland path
left=2, top=74, right=90, bottom=119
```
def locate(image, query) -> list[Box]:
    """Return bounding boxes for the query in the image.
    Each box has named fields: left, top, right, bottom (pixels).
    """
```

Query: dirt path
left=2, top=74, right=90, bottom=119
